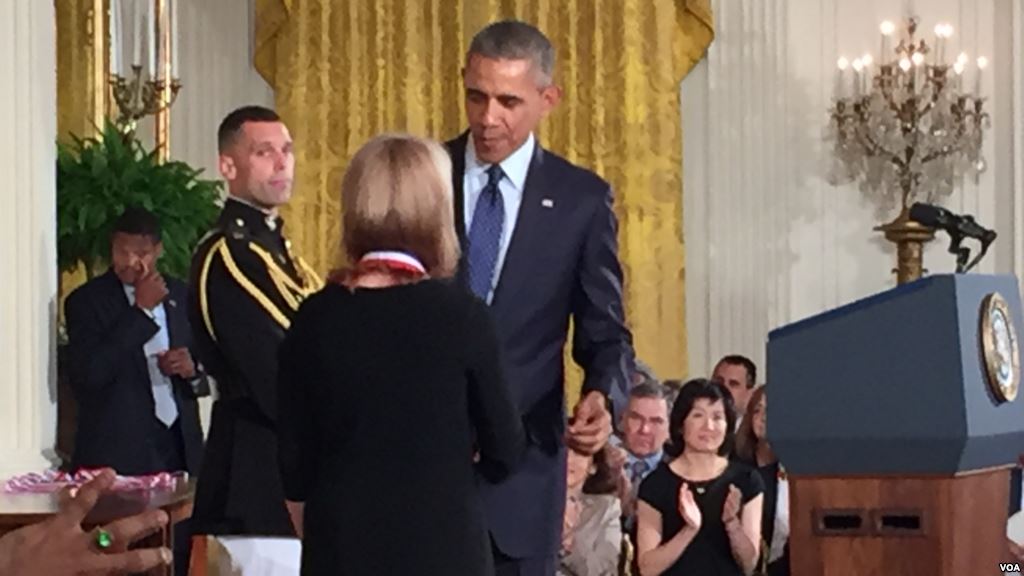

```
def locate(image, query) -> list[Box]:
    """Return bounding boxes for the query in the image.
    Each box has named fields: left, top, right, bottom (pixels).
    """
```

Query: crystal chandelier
left=827, top=17, right=990, bottom=283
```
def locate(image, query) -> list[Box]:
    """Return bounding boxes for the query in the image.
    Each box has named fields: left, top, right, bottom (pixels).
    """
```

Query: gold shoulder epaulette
left=246, top=242, right=324, bottom=312
left=198, top=238, right=292, bottom=342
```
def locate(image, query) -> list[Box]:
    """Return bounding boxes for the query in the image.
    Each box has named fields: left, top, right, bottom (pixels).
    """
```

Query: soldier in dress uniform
left=187, top=106, right=322, bottom=574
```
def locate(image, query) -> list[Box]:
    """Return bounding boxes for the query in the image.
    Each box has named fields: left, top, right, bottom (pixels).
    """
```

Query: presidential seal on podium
left=980, top=292, right=1020, bottom=403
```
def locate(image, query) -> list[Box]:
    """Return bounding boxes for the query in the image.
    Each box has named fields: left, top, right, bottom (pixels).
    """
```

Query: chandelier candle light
left=828, top=17, right=989, bottom=284
left=108, top=0, right=181, bottom=162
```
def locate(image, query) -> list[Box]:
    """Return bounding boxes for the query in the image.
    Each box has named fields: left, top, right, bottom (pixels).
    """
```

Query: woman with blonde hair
left=276, top=134, right=525, bottom=575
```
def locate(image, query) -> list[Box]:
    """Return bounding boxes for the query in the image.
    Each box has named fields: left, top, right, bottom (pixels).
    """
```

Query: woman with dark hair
left=735, top=386, right=790, bottom=576
left=558, top=446, right=624, bottom=576
left=635, top=378, right=764, bottom=576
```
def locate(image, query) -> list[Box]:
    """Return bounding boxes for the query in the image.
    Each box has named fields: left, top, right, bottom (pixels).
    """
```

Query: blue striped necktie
left=467, top=164, right=505, bottom=300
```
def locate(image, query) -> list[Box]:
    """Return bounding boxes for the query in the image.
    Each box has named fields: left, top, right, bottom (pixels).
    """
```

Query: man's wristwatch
left=188, top=372, right=212, bottom=397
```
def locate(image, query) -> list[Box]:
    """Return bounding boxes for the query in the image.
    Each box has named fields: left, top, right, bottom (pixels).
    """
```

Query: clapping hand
left=722, top=484, right=742, bottom=527
left=678, top=482, right=702, bottom=529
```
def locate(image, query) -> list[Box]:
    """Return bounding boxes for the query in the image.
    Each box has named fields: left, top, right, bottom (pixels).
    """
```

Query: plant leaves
left=57, top=119, right=222, bottom=279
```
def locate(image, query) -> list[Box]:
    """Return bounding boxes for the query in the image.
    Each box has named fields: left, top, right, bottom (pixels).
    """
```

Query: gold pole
left=876, top=213, right=934, bottom=284
left=153, top=0, right=171, bottom=163
left=875, top=187, right=936, bottom=284
left=57, top=0, right=110, bottom=315
left=57, top=0, right=108, bottom=142
left=91, top=0, right=107, bottom=130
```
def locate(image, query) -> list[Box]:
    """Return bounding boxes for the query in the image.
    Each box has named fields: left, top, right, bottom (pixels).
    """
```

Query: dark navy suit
left=448, top=132, right=634, bottom=573
left=65, top=270, right=205, bottom=476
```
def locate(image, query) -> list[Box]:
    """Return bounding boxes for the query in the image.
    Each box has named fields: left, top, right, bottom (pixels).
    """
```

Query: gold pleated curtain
left=254, top=0, right=713, bottom=397
left=56, top=0, right=113, bottom=312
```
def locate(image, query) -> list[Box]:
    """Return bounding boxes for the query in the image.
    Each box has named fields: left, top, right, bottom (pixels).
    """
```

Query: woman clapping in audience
left=635, top=379, right=764, bottom=576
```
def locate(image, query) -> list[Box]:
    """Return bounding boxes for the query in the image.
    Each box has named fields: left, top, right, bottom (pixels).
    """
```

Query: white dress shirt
left=123, top=284, right=178, bottom=426
left=463, top=132, right=536, bottom=303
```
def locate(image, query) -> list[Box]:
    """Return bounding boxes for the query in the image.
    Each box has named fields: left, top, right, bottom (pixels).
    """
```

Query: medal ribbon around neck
left=356, top=251, right=427, bottom=278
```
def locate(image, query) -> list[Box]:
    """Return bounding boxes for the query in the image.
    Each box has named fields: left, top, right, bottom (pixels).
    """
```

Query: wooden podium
left=768, top=274, right=1024, bottom=576
left=787, top=472, right=1009, bottom=575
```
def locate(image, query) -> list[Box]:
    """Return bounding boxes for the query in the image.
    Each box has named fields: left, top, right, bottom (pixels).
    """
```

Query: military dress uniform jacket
left=187, top=198, right=322, bottom=536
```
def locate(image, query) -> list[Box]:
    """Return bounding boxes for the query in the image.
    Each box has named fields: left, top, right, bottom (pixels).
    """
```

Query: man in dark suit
left=188, top=106, right=321, bottom=572
left=64, top=206, right=207, bottom=576
left=712, top=354, right=758, bottom=418
left=448, top=20, right=636, bottom=576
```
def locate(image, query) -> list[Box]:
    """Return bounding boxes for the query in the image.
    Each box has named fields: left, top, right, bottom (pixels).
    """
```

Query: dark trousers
left=492, top=540, right=556, bottom=576
left=153, top=418, right=192, bottom=576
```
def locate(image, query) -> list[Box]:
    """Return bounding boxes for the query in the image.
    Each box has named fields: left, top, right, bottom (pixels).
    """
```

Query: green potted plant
left=57, top=120, right=222, bottom=281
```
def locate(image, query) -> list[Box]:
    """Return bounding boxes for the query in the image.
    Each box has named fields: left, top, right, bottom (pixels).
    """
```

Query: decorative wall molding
left=0, top=0, right=58, bottom=477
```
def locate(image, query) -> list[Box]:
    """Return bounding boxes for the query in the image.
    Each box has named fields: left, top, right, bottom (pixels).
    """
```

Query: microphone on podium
left=908, top=202, right=996, bottom=274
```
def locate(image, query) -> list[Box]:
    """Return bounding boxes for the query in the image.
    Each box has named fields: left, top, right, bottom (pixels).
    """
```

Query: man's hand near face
left=133, top=263, right=167, bottom=311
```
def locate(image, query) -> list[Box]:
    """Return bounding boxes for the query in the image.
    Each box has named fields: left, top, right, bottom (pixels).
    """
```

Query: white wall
left=683, top=0, right=1022, bottom=379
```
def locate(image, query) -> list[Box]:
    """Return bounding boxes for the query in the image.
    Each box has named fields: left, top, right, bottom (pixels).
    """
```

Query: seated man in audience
left=64, top=207, right=207, bottom=576
left=617, top=382, right=671, bottom=528
left=712, top=354, right=758, bottom=422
